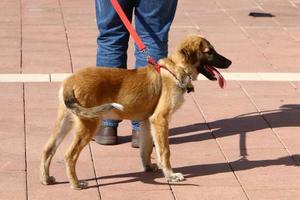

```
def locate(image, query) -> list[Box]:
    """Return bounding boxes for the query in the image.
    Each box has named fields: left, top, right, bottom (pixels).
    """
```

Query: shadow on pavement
left=84, top=104, right=300, bottom=188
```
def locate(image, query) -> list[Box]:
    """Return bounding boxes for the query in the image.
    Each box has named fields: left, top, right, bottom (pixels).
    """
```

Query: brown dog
left=40, top=35, right=232, bottom=189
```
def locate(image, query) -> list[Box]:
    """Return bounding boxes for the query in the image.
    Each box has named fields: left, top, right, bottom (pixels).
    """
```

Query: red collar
left=147, top=56, right=194, bottom=93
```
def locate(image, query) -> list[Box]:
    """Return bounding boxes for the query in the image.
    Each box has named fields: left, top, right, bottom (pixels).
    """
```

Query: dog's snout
left=212, top=53, right=232, bottom=69
left=225, top=59, right=232, bottom=68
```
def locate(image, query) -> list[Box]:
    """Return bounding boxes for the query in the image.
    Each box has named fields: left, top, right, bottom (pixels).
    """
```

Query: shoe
left=94, top=126, right=118, bottom=145
left=131, top=130, right=139, bottom=148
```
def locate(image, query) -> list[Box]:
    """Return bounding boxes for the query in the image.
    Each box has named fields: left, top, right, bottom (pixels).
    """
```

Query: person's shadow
left=169, top=104, right=300, bottom=159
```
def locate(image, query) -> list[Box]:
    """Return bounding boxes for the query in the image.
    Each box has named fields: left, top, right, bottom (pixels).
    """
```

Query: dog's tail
left=62, top=85, right=124, bottom=119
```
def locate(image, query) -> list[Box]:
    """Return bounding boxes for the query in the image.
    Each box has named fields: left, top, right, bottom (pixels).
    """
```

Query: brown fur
left=40, top=35, right=231, bottom=189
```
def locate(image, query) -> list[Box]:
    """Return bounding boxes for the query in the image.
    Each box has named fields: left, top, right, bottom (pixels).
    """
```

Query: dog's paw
left=166, top=173, right=185, bottom=182
left=72, top=180, right=89, bottom=190
left=144, top=163, right=159, bottom=172
left=41, top=176, right=56, bottom=185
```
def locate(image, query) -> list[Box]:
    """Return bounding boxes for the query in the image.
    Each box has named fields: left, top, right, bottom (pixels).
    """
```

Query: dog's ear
left=178, top=36, right=206, bottom=65
left=179, top=47, right=191, bottom=60
left=179, top=46, right=198, bottom=65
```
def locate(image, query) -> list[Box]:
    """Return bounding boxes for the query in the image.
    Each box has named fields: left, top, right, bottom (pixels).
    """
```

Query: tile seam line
left=20, top=0, right=28, bottom=199
left=58, top=0, right=74, bottom=73
left=287, top=0, right=300, bottom=9
left=20, top=0, right=23, bottom=74
left=88, top=145, right=102, bottom=199
left=190, top=93, right=250, bottom=200
left=180, top=6, right=200, bottom=31
left=22, top=83, right=29, bottom=200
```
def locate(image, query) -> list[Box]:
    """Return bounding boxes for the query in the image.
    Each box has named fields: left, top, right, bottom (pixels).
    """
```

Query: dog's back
left=61, top=66, right=162, bottom=120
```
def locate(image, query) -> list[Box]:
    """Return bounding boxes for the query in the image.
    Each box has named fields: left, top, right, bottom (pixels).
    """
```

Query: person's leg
left=95, top=0, right=134, bottom=144
left=130, top=0, right=178, bottom=147
left=95, top=0, right=134, bottom=68
left=131, top=120, right=140, bottom=148
left=134, top=0, right=178, bottom=67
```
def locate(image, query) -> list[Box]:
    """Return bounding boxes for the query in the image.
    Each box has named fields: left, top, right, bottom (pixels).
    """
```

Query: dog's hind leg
left=64, top=117, right=99, bottom=190
left=40, top=105, right=73, bottom=185
left=140, top=119, right=158, bottom=172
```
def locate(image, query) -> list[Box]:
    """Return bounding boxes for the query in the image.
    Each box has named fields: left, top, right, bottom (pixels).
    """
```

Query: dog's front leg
left=149, top=116, right=184, bottom=182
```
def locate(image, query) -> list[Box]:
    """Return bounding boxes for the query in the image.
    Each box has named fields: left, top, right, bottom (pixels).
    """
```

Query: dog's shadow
left=84, top=154, right=300, bottom=188
left=55, top=104, right=300, bottom=188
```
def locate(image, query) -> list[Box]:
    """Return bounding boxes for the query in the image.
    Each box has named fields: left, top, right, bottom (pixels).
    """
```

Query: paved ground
left=1, top=0, right=300, bottom=199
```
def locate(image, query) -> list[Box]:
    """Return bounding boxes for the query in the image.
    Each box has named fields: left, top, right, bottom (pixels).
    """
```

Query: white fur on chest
left=170, top=87, right=185, bottom=112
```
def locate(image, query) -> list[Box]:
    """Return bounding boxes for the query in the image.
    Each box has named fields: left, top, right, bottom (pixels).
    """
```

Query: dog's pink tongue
left=206, top=66, right=226, bottom=88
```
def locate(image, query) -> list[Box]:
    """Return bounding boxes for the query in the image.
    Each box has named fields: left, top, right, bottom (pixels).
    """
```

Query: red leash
left=110, top=0, right=161, bottom=72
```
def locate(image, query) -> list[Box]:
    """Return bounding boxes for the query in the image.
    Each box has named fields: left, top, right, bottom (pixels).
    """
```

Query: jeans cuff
left=102, top=120, right=120, bottom=127
left=131, top=121, right=141, bottom=132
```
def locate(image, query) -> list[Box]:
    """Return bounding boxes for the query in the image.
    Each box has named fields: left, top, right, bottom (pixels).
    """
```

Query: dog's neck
left=157, top=57, right=194, bottom=93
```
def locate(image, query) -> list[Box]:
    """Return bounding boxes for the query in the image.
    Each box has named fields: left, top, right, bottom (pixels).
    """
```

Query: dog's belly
left=101, top=91, right=160, bottom=121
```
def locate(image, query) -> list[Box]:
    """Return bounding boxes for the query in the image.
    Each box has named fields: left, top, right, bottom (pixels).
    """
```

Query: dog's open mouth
left=202, top=65, right=226, bottom=88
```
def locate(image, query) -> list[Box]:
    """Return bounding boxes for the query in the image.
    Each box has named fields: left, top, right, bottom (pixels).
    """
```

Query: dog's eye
left=204, top=49, right=213, bottom=55
left=207, top=50, right=212, bottom=54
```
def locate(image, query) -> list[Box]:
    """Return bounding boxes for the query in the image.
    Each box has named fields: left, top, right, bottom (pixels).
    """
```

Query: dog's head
left=177, top=35, right=232, bottom=81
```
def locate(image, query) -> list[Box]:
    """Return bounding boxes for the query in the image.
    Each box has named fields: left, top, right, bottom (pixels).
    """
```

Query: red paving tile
left=22, top=25, right=72, bottom=73
left=288, top=27, right=300, bottom=41
left=248, top=189, right=300, bottom=200
left=0, top=84, right=25, bottom=171
left=224, top=149, right=300, bottom=190
left=173, top=186, right=248, bottom=200
left=0, top=0, right=21, bottom=73
left=192, top=81, right=257, bottom=120
left=100, top=189, right=175, bottom=200
left=0, top=171, right=27, bottom=200
left=0, top=84, right=26, bottom=200
left=1, top=0, right=300, bottom=199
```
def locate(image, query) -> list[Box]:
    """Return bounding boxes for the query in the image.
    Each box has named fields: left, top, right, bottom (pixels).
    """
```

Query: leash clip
left=141, top=49, right=161, bottom=73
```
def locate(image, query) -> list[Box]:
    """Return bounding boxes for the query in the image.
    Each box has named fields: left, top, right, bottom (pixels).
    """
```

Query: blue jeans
left=95, top=0, right=178, bottom=131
